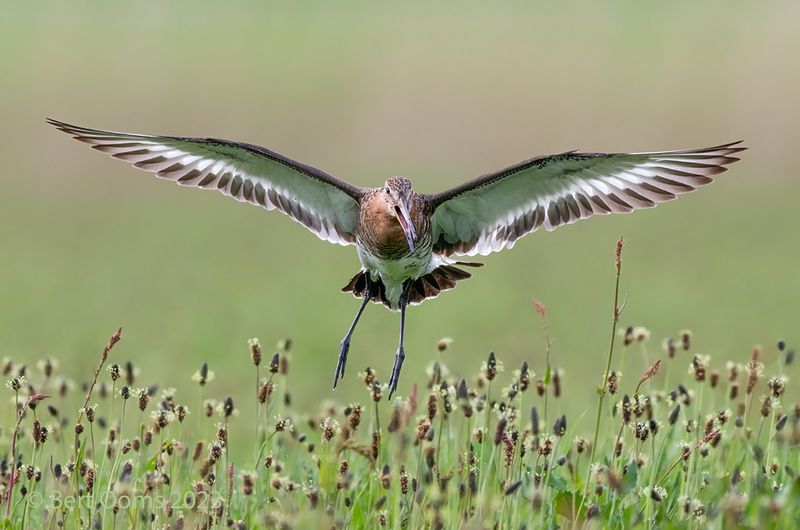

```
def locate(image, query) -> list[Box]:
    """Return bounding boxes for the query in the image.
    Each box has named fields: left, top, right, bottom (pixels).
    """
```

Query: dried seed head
left=482, top=352, right=499, bottom=381
left=745, top=349, right=764, bottom=395
left=538, top=435, right=554, bottom=456
left=6, top=376, right=25, bottom=391
left=242, top=473, right=255, bottom=496
left=680, top=330, right=693, bottom=351
left=348, top=404, right=364, bottom=431
left=320, top=417, right=339, bottom=442
left=689, top=354, right=710, bottom=382
left=81, top=404, right=97, bottom=423
left=574, top=436, right=589, bottom=454
left=493, top=417, right=508, bottom=446
left=623, top=326, right=634, bottom=346
left=279, top=354, right=289, bottom=375
left=710, top=370, right=720, bottom=388
left=137, top=388, right=150, bottom=412
left=517, top=362, right=532, bottom=392
left=427, top=392, right=438, bottom=421
left=768, top=376, right=787, bottom=398
left=436, top=337, right=453, bottom=352
left=380, top=464, right=391, bottom=489
left=258, top=379, right=274, bottom=404
left=633, top=326, right=650, bottom=343
left=274, top=416, right=292, bottom=433
left=32, top=419, right=42, bottom=445
left=622, top=395, right=632, bottom=424
left=634, top=422, right=649, bottom=442
left=640, top=360, right=661, bottom=385
left=552, top=369, right=562, bottom=398
left=761, top=396, right=775, bottom=417
left=360, top=367, right=376, bottom=387
left=108, top=364, right=120, bottom=381
left=530, top=406, right=540, bottom=435
left=248, top=339, right=262, bottom=367
left=607, top=371, right=620, bottom=395
left=371, top=432, right=380, bottom=461
left=400, top=465, right=409, bottom=494
left=535, top=379, right=545, bottom=396
left=663, top=338, right=677, bottom=359
left=370, top=381, right=383, bottom=402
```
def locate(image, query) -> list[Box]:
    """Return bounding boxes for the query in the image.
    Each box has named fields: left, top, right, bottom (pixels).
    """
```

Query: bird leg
left=388, top=281, right=412, bottom=398
left=333, top=277, right=374, bottom=389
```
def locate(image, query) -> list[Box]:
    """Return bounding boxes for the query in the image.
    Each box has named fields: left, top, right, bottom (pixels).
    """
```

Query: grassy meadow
left=1, top=1, right=799, bottom=528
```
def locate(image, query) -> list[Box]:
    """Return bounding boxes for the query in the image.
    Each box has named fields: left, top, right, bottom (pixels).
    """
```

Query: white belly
left=356, top=245, right=437, bottom=309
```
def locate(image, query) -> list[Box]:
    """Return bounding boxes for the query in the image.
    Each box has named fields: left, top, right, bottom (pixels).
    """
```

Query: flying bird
left=47, top=119, right=745, bottom=396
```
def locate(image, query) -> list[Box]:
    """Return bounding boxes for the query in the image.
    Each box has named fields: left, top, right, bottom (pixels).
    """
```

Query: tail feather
left=341, top=264, right=478, bottom=308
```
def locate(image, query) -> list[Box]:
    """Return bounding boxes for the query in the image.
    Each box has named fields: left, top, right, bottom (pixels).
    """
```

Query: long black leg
left=388, top=281, right=411, bottom=398
left=333, top=281, right=373, bottom=389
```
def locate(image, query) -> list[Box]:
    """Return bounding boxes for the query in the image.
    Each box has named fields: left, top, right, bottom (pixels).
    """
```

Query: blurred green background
left=2, top=2, right=798, bottom=426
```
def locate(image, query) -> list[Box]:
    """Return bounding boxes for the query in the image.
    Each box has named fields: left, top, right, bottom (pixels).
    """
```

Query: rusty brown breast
left=357, top=190, right=431, bottom=261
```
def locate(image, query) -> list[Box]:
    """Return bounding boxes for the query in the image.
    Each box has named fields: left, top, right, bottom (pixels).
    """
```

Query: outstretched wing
left=427, top=142, right=745, bottom=256
left=48, top=119, right=365, bottom=246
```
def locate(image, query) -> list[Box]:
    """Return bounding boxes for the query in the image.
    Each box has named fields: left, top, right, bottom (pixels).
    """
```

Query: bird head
left=382, top=177, right=417, bottom=252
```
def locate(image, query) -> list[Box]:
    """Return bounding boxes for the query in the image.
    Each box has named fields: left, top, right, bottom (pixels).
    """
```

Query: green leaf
left=548, top=472, right=569, bottom=494
left=545, top=365, right=552, bottom=385
left=788, top=477, right=800, bottom=515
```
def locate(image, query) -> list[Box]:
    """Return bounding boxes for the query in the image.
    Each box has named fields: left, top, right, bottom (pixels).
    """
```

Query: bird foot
left=333, top=338, right=351, bottom=389
left=387, top=346, right=405, bottom=398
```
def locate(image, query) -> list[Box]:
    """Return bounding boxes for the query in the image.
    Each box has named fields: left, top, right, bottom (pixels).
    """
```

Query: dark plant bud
left=269, top=353, right=280, bottom=374
left=669, top=404, right=681, bottom=425
left=624, top=326, right=634, bottom=346
left=553, top=415, right=566, bottom=437
left=223, top=397, right=234, bottom=418
left=457, top=379, right=468, bottom=400
left=504, top=480, right=523, bottom=495
left=530, top=407, right=539, bottom=435
left=664, top=337, right=676, bottom=358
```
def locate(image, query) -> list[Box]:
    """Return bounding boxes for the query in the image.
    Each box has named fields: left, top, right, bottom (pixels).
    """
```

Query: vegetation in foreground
left=1, top=239, right=798, bottom=529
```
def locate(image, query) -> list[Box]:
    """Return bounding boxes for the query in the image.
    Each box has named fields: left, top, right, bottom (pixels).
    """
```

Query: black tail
left=341, top=263, right=482, bottom=308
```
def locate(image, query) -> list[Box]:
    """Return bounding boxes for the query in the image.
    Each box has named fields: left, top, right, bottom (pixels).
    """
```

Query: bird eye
left=384, top=187, right=390, bottom=194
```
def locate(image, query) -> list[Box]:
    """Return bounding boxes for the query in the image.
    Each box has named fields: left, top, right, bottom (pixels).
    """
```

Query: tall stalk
left=582, top=238, right=625, bottom=507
